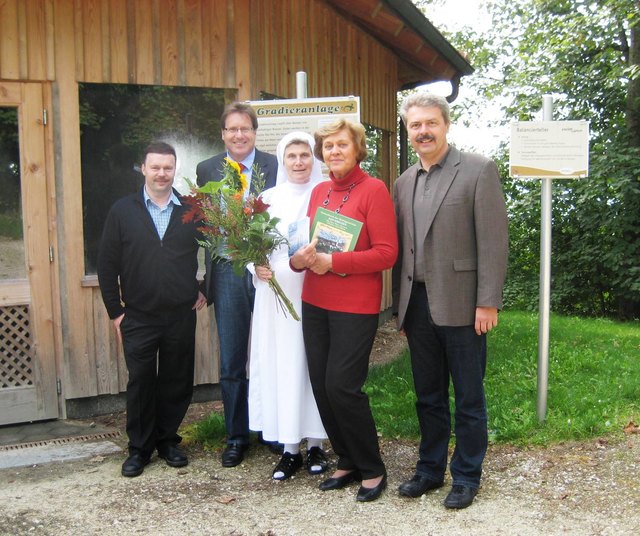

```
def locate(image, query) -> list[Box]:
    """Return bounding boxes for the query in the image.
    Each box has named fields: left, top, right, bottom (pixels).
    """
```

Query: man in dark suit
left=98, top=142, right=206, bottom=477
left=393, top=93, right=508, bottom=509
left=196, top=102, right=277, bottom=467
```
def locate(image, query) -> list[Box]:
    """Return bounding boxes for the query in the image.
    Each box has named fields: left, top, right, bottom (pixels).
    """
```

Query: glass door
left=0, top=82, right=58, bottom=424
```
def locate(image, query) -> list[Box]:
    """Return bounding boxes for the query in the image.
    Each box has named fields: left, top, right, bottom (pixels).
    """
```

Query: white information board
left=249, top=96, right=360, bottom=156
left=510, top=121, right=589, bottom=178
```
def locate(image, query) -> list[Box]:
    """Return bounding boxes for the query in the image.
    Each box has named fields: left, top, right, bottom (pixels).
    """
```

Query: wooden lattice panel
left=0, top=305, right=34, bottom=388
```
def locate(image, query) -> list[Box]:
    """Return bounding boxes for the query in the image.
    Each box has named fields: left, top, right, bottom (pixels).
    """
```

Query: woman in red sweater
left=291, top=119, right=398, bottom=502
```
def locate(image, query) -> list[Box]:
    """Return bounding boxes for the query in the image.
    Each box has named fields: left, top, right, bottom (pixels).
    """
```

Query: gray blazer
left=195, top=148, right=278, bottom=304
left=393, top=146, right=508, bottom=328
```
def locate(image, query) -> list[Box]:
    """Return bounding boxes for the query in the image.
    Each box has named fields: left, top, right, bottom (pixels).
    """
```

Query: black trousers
left=404, top=283, right=487, bottom=488
left=302, top=302, right=384, bottom=480
left=120, top=309, right=196, bottom=456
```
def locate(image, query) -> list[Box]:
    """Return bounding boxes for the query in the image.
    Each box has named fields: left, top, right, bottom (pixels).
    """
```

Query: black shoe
left=398, top=473, right=444, bottom=498
left=121, top=453, right=150, bottom=477
left=157, top=444, right=188, bottom=468
left=272, top=452, right=303, bottom=481
left=443, top=485, right=478, bottom=509
left=318, top=470, right=362, bottom=491
left=306, top=447, right=329, bottom=475
left=221, top=444, right=248, bottom=468
left=356, top=475, right=387, bottom=502
left=258, top=433, right=284, bottom=455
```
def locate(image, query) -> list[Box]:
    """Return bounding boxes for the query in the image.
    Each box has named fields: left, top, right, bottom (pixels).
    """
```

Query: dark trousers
left=302, top=302, right=385, bottom=480
left=121, top=309, right=196, bottom=456
left=210, top=261, right=255, bottom=446
left=404, top=283, right=487, bottom=488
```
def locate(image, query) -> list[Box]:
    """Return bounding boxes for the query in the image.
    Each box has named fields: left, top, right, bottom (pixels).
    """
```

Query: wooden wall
left=252, top=0, right=399, bottom=132
left=1, top=0, right=402, bottom=403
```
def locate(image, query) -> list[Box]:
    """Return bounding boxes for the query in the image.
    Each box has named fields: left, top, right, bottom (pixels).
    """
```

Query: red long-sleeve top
left=302, top=164, right=398, bottom=314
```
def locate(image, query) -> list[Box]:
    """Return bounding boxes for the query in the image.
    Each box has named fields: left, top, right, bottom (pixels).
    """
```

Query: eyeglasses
left=223, top=127, right=255, bottom=134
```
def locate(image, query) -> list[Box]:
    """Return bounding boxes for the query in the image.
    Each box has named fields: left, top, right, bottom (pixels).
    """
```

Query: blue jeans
left=210, top=260, right=255, bottom=446
left=404, top=283, right=487, bottom=489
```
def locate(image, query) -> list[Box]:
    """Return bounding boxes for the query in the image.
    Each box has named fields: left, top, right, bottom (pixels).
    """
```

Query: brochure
left=288, top=216, right=310, bottom=257
left=310, top=207, right=363, bottom=254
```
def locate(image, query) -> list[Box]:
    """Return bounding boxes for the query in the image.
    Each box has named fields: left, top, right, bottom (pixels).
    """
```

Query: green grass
left=365, top=310, right=640, bottom=445
left=181, top=411, right=227, bottom=449
left=184, top=311, right=640, bottom=448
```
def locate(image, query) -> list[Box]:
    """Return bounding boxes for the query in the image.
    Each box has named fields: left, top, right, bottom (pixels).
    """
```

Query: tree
left=418, top=0, right=640, bottom=319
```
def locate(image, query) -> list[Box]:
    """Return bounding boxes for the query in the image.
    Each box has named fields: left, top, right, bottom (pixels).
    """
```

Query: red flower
left=181, top=194, right=206, bottom=223
left=252, top=196, right=270, bottom=215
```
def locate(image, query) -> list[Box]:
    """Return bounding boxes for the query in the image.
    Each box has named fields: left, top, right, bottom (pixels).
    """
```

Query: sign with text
left=509, top=121, right=589, bottom=178
left=249, top=96, right=360, bottom=156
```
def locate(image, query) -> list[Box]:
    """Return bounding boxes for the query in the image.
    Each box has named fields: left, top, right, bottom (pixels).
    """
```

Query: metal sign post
left=509, top=96, right=589, bottom=422
left=296, top=71, right=308, bottom=99
left=537, top=95, right=554, bottom=421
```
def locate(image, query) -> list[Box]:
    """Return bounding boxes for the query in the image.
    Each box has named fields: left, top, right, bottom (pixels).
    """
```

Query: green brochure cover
left=310, top=207, right=363, bottom=254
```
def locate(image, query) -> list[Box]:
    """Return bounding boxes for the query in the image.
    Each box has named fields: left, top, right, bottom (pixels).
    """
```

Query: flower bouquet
left=182, top=157, right=300, bottom=320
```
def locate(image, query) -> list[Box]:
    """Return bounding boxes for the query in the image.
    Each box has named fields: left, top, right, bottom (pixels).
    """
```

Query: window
left=79, top=83, right=229, bottom=274
left=0, top=107, right=24, bottom=279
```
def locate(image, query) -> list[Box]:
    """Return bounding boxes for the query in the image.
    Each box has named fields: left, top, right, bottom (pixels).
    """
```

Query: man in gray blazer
left=196, top=102, right=277, bottom=468
left=393, top=93, right=508, bottom=509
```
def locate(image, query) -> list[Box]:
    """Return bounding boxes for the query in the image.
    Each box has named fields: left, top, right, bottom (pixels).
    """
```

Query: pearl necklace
left=322, top=182, right=357, bottom=214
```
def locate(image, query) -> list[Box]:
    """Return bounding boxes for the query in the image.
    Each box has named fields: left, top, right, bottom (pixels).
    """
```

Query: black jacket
left=97, top=187, right=201, bottom=324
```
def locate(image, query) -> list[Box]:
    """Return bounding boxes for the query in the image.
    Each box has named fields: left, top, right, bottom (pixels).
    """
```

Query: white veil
left=275, top=131, right=325, bottom=186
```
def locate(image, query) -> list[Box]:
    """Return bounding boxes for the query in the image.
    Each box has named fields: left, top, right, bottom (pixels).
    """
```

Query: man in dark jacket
left=98, top=141, right=206, bottom=477
left=196, top=102, right=277, bottom=467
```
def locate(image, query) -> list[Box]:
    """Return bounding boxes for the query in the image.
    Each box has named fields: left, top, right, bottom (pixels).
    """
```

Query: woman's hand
left=290, top=238, right=318, bottom=270
left=309, top=252, right=332, bottom=275
left=255, top=265, right=273, bottom=282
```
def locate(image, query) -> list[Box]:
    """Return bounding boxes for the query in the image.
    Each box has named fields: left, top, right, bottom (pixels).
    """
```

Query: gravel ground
left=1, top=324, right=638, bottom=535
left=0, top=431, right=638, bottom=535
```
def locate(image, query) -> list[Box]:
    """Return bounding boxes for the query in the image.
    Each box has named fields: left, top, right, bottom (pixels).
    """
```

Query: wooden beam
left=0, top=0, right=20, bottom=79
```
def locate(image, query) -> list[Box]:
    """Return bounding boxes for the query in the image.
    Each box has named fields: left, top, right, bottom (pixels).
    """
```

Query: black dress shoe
left=356, top=474, right=387, bottom=502
left=306, top=447, right=329, bottom=475
left=260, top=439, right=284, bottom=455
left=257, top=432, right=284, bottom=455
left=158, top=444, right=188, bottom=468
left=443, top=485, right=478, bottom=509
left=318, top=470, right=362, bottom=491
left=121, top=453, right=150, bottom=477
left=272, top=452, right=303, bottom=481
left=221, top=444, right=248, bottom=468
left=398, top=473, right=444, bottom=498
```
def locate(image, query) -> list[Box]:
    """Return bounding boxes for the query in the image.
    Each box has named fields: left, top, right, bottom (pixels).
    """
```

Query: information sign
left=510, top=121, right=589, bottom=178
left=249, top=96, right=360, bottom=156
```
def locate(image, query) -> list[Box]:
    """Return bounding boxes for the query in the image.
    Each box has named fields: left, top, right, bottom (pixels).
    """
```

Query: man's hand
left=475, top=306, right=498, bottom=335
left=193, top=291, right=207, bottom=311
left=113, top=313, right=125, bottom=345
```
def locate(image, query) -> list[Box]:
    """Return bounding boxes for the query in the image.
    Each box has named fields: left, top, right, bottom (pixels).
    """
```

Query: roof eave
left=384, top=0, right=474, bottom=78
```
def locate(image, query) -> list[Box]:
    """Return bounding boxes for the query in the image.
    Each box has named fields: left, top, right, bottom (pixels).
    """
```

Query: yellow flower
left=225, top=157, right=242, bottom=175
left=224, top=157, right=248, bottom=193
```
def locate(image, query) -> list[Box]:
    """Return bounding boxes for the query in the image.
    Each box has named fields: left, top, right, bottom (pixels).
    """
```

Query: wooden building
left=0, top=0, right=472, bottom=424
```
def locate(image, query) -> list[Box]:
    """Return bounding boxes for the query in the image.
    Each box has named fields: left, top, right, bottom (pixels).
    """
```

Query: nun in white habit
left=248, top=131, right=329, bottom=480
